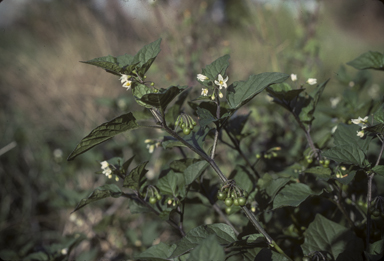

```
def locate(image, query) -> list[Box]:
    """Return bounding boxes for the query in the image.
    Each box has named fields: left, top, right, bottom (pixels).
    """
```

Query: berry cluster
left=145, top=186, right=162, bottom=205
left=174, top=113, right=197, bottom=135
left=217, top=181, right=248, bottom=214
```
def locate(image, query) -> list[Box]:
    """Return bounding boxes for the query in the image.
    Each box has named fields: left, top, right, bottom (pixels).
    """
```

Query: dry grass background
left=0, top=0, right=384, bottom=259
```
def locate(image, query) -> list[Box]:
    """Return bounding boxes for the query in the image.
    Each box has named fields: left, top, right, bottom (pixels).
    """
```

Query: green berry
left=225, top=207, right=232, bottom=215
left=149, top=197, right=157, bottom=204
left=319, top=160, right=324, bottom=164
left=225, top=198, right=233, bottom=207
left=181, top=123, right=186, bottom=129
left=238, top=197, right=246, bottom=206
left=345, top=198, right=352, bottom=205
left=217, top=191, right=226, bottom=200
left=302, top=257, right=310, bottom=261
left=372, top=209, right=381, bottom=217
left=183, top=128, right=191, bottom=135
left=307, top=159, right=313, bottom=164
left=156, top=194, right=162, bottom=201
left=151, top=82, right=155, bottom=86
left=233, top=198, right=239, bottom=206
left=325, top=159, right=330, bottom=165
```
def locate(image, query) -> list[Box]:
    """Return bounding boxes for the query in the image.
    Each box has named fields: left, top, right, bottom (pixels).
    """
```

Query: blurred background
left=1, top=0, right=384, bottom=259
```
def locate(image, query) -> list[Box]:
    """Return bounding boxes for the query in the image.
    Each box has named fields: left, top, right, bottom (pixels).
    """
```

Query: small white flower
left=306, top=78, right=317, bottom=85
left=290, top=74, right=297, bottom=82
left=120, top=74, right=129, bottom=83
left=115, top=176, right=119, bottom=182
left=122, top=80, right=132, bottom=90
left=197, top=74, right=209, bottom=81
left=108, top=174, right=112, bottom=179
left=349, top=81, right=355, bottom=88
left=201, top=88, right=209, bottom=96
left=100, top=161, right=109, bottom=170
left=103, top=167, right=112, bottom=176
left=146, top=144, right=155, bottom=153
left=351, top=116, right=368, bottom=127
left=357, top=130, right=365, bottom=138
left=219, top=91, right=223, bottom=98
left=61, top=248, right=68, bottom=255
left=214, top=74, right=229, bottom=89
left=330, top=97, right=341, bottom=108
left=331, top=125, right=338, bottom=134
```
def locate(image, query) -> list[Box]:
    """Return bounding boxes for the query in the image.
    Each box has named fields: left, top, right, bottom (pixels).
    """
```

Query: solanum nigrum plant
left=68, top=39, right=384, bottom=260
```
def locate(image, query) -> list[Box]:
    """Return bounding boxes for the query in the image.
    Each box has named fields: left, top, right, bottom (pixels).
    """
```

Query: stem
left=211, top=92, right=221, bottom=159
left=291, top=111, right=318, bottom=158
left=331, top=183, right=354, bottom=228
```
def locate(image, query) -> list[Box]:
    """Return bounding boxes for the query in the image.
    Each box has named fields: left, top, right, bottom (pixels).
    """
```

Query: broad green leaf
left=129, top=198, right=152, bottom=214
left=157, top=170, right=186, bottom=198
left=196, top=107, right=217, bottom=128
left=255, top=248, right=290, bottom=261
left=228, top=165, right=256, bottom=193
left=132, top=38, right=162, bottom=77
left=322, top=144, right=366, bottom=168
left=301, top=214, right=364, bottom=260
left=67, top=112, right=139, bottom=161
left=169, top=158, right=200, bottom=173
left=166, top=88, right=190, bottom=128
left=72, top=184, right=122, bottom=213
left=227, top=72, right=289, bottom=110
left=138, top=86, right=188, bottom=112
left=333, top=123, right=373, bottom=152
left=364, top=123, right=384, bottom=135
left=365, top=239, right=384, bottom=261
left=347, top=51, right=384, bottom=71
left=273, top=183, right=322, bottom=209
left=226, top=112, right=251, bottom=140
left=188, top=235, right=225, bottom=261
left=169, top=223, right=237, bottom=258
left=122, top=155, right=136, bottom=175
left=258, top=174, right=290, bottom=203
left=135, top=242, right=177, bottom=261
left=372, top=165, right=384, bottom=177
left=335, top=170, right=357, bottom=185
left=189, top=101, right=230, bottom=121
left=305, top=167, right=332, bottom=181
left=201, top=54, right=230, bottom=83
left=184, top=160, right=209, bottom=186
left=116, top=54, right=138, bottom=75
left=81, top=55, right=121, bottom=75
left=132, top=83, right=155, bottom=108
left=123, top=161, right=149, bottom=191
left=374, top=104, right=384, bottom=124
left=312, top=79, right=329, bottom=107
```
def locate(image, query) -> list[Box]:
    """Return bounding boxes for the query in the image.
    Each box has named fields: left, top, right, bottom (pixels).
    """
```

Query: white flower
left=122, top=80, right=132, bottom=90
left=357, top=130, right=365, bottom=138
left=331, top=125, right=338, bottom=134
left=214, top=74, right=229, bottom=89
left=120, top=74, right=130, bottom=84
left=103, top=167, right=112, bottom=176
left=290, top=74, right=297, bottom=82
left=219, top=91, right=223, bottom=98
left=100, top=161, right=109, bottom=169
left=146, top=144, right=155, bottom=153
left=201, top=88, right=209, bottom=96
left=197, top=74, right=209, bottom=81
left=61, top=248, right=68, bottom=255
left=306, top=78, right=317, bottom=85
left=349, top=81, right=355, bottom=88
left=330, top=97, right=341, bottom=108
left=351, top=116, right=368, bottom=127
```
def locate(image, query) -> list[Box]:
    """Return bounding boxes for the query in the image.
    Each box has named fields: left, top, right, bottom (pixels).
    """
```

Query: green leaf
left=184, top=160, right=209, bottom=186
left=169, top=223, right=237, bottom=258
left=365, top=239, right=384, bottom=261
left=132, top=38, right=162, bottom=77
left=335, top=170, right=357, bottom=185
left=372, top=165, right=384, bottom=177
left=201, top=54, right=230, bottom=82
left=228, top=165, right=256, bottom=193
left=374, top=104, right=384, bottom=124
left=188, top=235, right=225, bottom=261
left=81, top=55, right=122, bottom=75
left=132, top=83, right=155, bottom=108
left=138, top=86, right=188, bottom=112
left=169, top=158, right=200, bottom=173
left=226, top=112, right=251, bottom=140
left=135, top=242, right=177, bottom=261
left=333, top=123, right=373, bottom=152
left=322, top=144, right=366, bottom=168
left=196, top=107, right=217, bottom=128
left=305, top=167, right=332, bottom=181
left=273, top=183, right=322, bottom=209
left=67, top=112, right=139, bottom=161
left=166, top=88, right=190, bottom=128
left=364, top=123, right=384, bottom=135
left=301, top=214, right=364, bottom=260
left=121, top=155, right=136, bottom=175
left=227, top=72, right=289, bottom=110
left=257, top=174, right=290, bottom=203
left=123, top=161, right=149, bottom=191
left=347, top=51, right=384, bottom=71
left=72, top=184, right=122, bottom=213
left=157, top=170, right=186, bottom=198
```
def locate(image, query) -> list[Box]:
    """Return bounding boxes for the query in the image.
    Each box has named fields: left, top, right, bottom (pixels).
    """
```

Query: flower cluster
left=196, top=73, right=228, bottom=100
left=120, top=74, right=132, bottom=90
left=144, top=139, right=161, bottom=153
left=351, top=116, right=369, bottom=138
left=100, top=161, right=113, bottom=178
